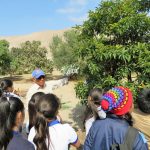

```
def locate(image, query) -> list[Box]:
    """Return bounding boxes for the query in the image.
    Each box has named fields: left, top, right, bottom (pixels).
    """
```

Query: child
left=84, top=88, right=106, bottom=135
left=28, top=92, right=62, bottom=133
left=28, top=92, right=45, bottom=132
left=83, top=86, right=148, bottom=150
left=0, top=79, right=20, bottom=98
left=0, top=96, right=34, bottom=150
left=28, top=93, right=81, bottom=150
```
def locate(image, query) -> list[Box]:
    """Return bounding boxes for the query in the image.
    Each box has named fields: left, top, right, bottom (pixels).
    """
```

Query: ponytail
left=28, top=92, right=45, bottom=132
left=123, top=112, right=133, bottom=126
left=0, top=96, right=24, bottom=150
left=33, top=94, right=60, bottom=150
left=33, top=113, right=49, bottom=150
left=84, top=88, right=103, bottom=124
left=0, top=97, right=12, bottom=150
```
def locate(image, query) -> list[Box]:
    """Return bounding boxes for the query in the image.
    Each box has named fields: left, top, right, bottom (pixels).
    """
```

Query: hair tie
left=7, top=97, right=10, bottom=101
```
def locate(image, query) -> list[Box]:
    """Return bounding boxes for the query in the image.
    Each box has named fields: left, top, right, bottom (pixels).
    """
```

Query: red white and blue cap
left=32, top=69, right=45, bottom=79
left=101, top=86, right=133, bottom=115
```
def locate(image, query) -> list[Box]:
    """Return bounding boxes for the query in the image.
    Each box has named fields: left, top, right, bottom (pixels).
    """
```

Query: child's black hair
left=137, top=88, right=150, bottom=113
left=33, top=93, right=60, bottom=150
left=0, top=96, right=24, bottom=150
left=0, top=79, right=13, bottom=92
left=28, top=92, right=45, bottom=131
left=83, top=88, right=103, bottom=125
left=0, top=88, right=3, bottom=97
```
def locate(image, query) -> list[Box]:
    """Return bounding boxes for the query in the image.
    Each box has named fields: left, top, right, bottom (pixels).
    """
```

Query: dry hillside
left=0, top=29, right=68, bottom=58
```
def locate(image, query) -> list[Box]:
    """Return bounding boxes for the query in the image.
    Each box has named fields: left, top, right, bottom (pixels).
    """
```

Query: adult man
left=26, top=69, right=68, bottom=103
left=132, top=88, right=150, bottom=149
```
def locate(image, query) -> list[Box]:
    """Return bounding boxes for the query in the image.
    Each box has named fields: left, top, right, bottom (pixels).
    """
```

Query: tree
left=10, top=41, right=53, bottom=74
left=50, top=30, right=80, bottom=70
left=75, top=0, right=150, bottom=103
left=0, top=40, right=11, bottom=75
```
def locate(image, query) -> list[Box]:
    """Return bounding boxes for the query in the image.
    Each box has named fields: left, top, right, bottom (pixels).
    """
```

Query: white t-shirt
left=28, top=121, right=78, bottom=150
left=26, top=78, right=68, bottom=103
left=85, top=116, right=95, bottom=136
left=26, top=82, right=53, bottom=103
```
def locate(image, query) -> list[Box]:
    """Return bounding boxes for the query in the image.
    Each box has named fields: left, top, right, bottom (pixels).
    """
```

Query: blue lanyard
left=13, top=131, right=19, bottom=135
left=48, top=120, right=60, bottom=127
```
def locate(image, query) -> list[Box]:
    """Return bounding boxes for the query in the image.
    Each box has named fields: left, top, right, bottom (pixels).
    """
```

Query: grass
left=61, top=101, right=71, bottom=110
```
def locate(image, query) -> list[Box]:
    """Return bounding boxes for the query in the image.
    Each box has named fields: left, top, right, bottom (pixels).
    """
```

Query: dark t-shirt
left=7, top=132, right=35, bottom=150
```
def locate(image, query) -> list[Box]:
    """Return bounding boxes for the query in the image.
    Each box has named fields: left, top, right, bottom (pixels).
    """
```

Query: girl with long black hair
left=28, top=92, right=45, bottom=132
left=0, top=79, right=20, bottom=98
left=83, top=88, right=106, bottom=135
left=28, top=93, right=80, bottom=150
left=0, top=96, right=34, bottom=150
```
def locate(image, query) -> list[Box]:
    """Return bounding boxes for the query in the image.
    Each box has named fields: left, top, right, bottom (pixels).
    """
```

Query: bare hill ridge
left=0, top=29, right=68, bottom=48
left=0, top=29, right=68, bottom=58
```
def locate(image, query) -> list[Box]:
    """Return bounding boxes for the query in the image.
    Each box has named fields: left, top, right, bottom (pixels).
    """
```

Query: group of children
left=0, top=72, right=150, bottom=150
left=0, top=78, right=80, bottom=150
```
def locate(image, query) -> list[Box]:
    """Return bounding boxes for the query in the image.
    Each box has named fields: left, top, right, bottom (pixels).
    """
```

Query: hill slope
left=0, top=29, right=68, bottom=58
left=0, top=29, right=68, bottom=48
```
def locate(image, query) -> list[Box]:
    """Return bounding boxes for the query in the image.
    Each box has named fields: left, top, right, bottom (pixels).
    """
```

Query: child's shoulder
left=60, top=123, right=76, bottom=131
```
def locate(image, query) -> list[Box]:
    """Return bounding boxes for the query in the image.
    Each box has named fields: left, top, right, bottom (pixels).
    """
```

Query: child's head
left=0, top=79, right=13, bottom=92
left=88, top=88, right=103, bottom=106
left=29, top=92, right=45, bottom=107
left=137, top=88, right=150, bottom=113
left=0, top=96, right=24, bottom=149
left=37, top=93, right=60, bottom=120
left=33, top=93, right=60, bottom=150
left=101, top=86, right=133, bottom=116
left=100, top=86, right=133, bottom=125
left=28, top=92, right=45, bottom=131
left=84, top=88, right=103, bottom=122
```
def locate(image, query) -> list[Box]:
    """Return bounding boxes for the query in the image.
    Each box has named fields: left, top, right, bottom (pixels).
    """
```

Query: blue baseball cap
left=32, top=69, right=45, bottom=79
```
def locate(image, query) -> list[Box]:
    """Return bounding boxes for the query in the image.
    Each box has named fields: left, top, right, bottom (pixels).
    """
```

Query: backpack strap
left=110, top=126, right=138, bottom=150
left=110, top=143, right=119, bottom=150
left=123, top=126, right=138, bottom=149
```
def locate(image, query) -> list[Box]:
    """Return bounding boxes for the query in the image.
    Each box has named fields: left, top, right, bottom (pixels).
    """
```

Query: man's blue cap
left=32, top=69, right=45, bottom=79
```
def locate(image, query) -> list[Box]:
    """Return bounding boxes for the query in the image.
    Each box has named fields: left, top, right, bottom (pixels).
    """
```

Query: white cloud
left=56, top=8, right=80, bottom=14
left=56, top=0, right=90, bottom=15
left=69, top=0, right=87, bottom=6
left=69, top=14, right=88, bottom=24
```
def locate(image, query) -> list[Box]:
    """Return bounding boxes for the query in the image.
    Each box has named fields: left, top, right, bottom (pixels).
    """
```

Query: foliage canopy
left=50, top=30, right=80, bottom=70
left=10, top=41, right=53, bottom=74
left=0, top=40, right=11, bottom=75
left=75, top=0, right=150, bottom=103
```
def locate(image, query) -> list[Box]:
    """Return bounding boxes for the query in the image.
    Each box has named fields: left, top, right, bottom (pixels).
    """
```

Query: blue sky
left=0, top=0, right=100, bottom=36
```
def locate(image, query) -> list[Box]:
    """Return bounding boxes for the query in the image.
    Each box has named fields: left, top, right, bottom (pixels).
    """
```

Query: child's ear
left=129, top=103, right=134, bottom=113
left=16, top=111, right=24, bottom=126
left=88, top=96, right=92, bottom=101
left=32, top=77, right=36, bottom=82
left=87, top=96, right=92, bottom=105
